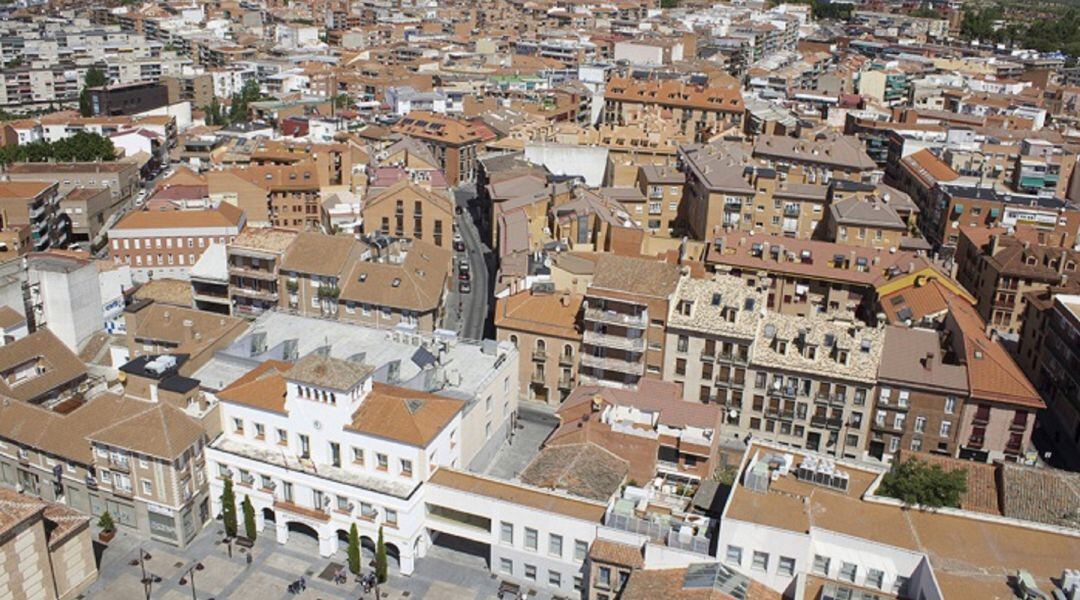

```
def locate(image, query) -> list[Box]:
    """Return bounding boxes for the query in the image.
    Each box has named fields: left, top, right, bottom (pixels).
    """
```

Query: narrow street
left=442, top=183, right=493, bottom=341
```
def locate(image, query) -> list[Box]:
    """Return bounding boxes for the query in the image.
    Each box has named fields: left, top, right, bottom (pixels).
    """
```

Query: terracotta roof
left=362, top=179, right=454, bottom=215
left=879, top=278, right=960, bottom=324
left=902, top=148, right=960, bottom=185
left=0, top=330, right=86, bottom=403
left=0, top=306, right=24, bottom=329
left=0, top=392, right=143, bottom=464
left=133, top=279, right=194, bottom=307
left=112, top=202, right=244, bottom=230
left=216, top=360, right=292, bottom=415
left=946, top=298, right=1042, bottom=408
left=494, top=291, right=583, bottom=339
left=588, top=538, right=644, bottom=568
left=428, top=468, right=607, bottom=522
left=392, top=111, right=491, bottom=145
left=620, top=565, right=780, bottom=600
left=280, top=232, right=359, bottom=276
left=228, top=227, right=298, bottom=254
left=999, top=462, right=1080, bottom=529
left=520, top=443, right=628, bottom=502
left=605, top=76, right=744, bottom=113
left=289, top=355, right=373, bottom=391
left=589, top=255, right=682, bottom=298
left=898, top=451, right=1000, bottom=515
left=346, top=383, right=462, bottom=447
left=753, top=133, right=876, bottom=171
left=88, top=401, right=205, bottom=460
left=339, top=239, right=450, bottom=312
left=0, top=181, right=54, bottom=200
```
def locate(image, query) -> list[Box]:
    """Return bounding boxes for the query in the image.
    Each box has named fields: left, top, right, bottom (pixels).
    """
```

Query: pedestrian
left=246, top=552, right=252, bottom=568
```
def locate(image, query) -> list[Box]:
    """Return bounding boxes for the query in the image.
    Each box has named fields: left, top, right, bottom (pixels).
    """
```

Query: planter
left=99, top=530, right=116, bottom=543
left=236, top=537, right=255, bottom=549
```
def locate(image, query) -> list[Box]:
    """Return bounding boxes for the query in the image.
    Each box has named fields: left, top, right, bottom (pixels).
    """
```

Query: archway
left=385, top=542, right=401, bottom=570
left=262, top=508, right=275, bottom=524
left=286, top=521, right=319, bottom=541
left=360, top=535, right=377, bottom=564
left=336, top=528, right=350, bottom=553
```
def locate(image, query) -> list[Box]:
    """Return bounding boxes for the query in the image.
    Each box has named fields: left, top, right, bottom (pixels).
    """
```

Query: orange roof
left=947, top=298, right=1043, bottom=408
left=905, top=148, right=960, bottom=184
left=494, top=291, right=583, bottom=339
left=879, top=278, right=960, bottom=323
left=112, top=202, right=244, bottom=231
left=605, top=76, right=744, bottom=113
left=346, top=383, right=463, bottom=447
left=217, top=360, right=293, bottom=415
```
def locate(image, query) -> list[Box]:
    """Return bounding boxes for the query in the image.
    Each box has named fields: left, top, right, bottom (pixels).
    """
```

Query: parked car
left=453, top=232, right=465, bottom=252
left=459, top=281, right=471, bottom=294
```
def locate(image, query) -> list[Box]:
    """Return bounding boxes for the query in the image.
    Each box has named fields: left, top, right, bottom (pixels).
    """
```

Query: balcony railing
left=231, top=287, right=279, bottom=301
left=583, top=330, right=646, bottom=352
left=584, top=307, right=647, bottom=328
left=579, top=353, right=645, bottom=376
left=228, top=265, right=278, bottom=280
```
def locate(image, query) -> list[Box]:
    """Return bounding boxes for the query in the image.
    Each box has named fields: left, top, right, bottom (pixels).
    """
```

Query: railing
left=584, top=307, right=648, bottom=328
left=530, top=371, right=546, bottom=384
left=228, top=265, right=278, bottom=280
left=232, top=287, right=278, bottom=301
left=531, top=350, right=547, bottom=362
left=605, top=510, right=712, bottom=556
left=579, top=353, right=645, bottom=376
left=583, top=330, right=646, bottom=352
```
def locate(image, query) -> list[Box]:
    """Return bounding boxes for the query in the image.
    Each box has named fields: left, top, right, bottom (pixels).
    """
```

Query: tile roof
left=829, top=196, right=907, bottom=229
left=88, top=401, right=205, bottom=460
left=216, top=360, right=293, bottom=415
left=346, top=383, right=462, bottom=447
left=494, top=291, right=583, bottom=339
left=288, top=355, right=373, bottom=391
left=753, top=133, right=876, bottom=171
left=589, top=254, right=682, bottom=298
left=999, top=462, right=1080, bottom=529
left=666, top=275, right=764, bottom=339
left=605, top=77, right=744, bottom=113
left=280, top=232, right=360, bottom=277
left=112, top=202, right=244, bottom=230
left=946, top=298, right=1042, bottom=408
left=877, top=326, right=967, bottom=392
left=902, top=148, right=960, bottom=185
left=133, top=278, right=194, bottom=308
left=428, top=468, right=607, bottom=522
left=0, top=393, right=144, bottom=464
left=588, top=538, right=644, bottom=568
left=228, top=227, right=298, bottom=254
left=879, top=278, right=960, bottom=324
left=339, top=239, right=450, bottom=313
left=620, top=565, right=780, bottom=600
left=0, top=306, right=25, bottom=329
left=520, top=442, right=628, bottom=502
left=560, top=380, right=715, bottom=429
left=0, top=329, right=86, bottom=403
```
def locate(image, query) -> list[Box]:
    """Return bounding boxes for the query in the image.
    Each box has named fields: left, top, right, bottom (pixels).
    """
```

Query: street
left=443, top=183, right=493, bottom=341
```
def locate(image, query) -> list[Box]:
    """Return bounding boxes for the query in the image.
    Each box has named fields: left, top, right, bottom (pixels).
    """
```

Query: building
left=360, top=181, right=455, bottom=250
left=108, top=203, right=246, bottom=281
left=26, top=252, right=104, bottom=354
left=579, top=255, right=683, bottom=388
left=0, top=181, right=66, bottom=252
left=59, top=187, right=119, bottom=246
left=4, top=161, right=141, bottom=208
left=0, top=329, right=87, bottom=407
left=391, top=112, right=493, bottom=185
left=226, top=228, right=298, bottom=318
left=495, top=289, right=584, bottom=404
left=821, top=195, right=910, bottom=250
left=603, top=77, right=744, bottom=142
left=0, top=488, right=98, bottom=600
left=86, top=81, right=170, bottom=117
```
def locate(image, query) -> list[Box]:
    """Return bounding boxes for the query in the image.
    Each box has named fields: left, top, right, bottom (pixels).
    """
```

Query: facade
left=0, top=181, right=66, bottom=252
left=108, top=203, right=246, bottom=281
left=495, top=290, right=583, bottom=405
left=391, top=112, right=491, bottom=185
left=86, top=81, right=170, bottom=117
left=4, top=161, right=140, bottom=208
left=360, top=181, right=455, bottom=251
left=227, top=228, right=298, bottom=318
left=579, top=255, right=682, bottom=388
left=603, top=77, right=744, bottom=142
left=59, top=187, right=119, bottom=245
left=26, top=252, right=104, bottom=354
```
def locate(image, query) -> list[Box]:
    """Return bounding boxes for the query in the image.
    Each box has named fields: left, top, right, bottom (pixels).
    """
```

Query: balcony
left=584, top=307, right=647, bottom=329
left=765, top=408, right=795, bottom=421
left=231, top=286, right=279, bottom=302
left=583, top=330, right=646, bottom=352
left=558, top=353, right=575, bottom=366
left=1005, top=441, right=1023, bottom=455
left=530, top=370, right=546, bottom=384
left=769, top=386, right=798, bottom=399
left=557, top=377, right=573, bottom=389
left=228, top=265, right=278, bottom=280
left=972, top=412, right=991, bottom=426
left=579, top=353, right=645, bottom=376
left=1009, top=418, right=1029, bottom=432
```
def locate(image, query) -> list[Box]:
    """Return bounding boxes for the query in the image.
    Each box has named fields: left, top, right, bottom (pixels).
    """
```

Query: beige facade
left=361, top=181, right=454, bottom=250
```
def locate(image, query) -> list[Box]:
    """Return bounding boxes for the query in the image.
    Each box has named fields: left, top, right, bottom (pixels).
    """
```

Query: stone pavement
left=84, top=522, right=561, bottom=599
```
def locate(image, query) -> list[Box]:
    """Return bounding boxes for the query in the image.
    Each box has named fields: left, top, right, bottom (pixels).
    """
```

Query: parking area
left=85, top=519, right=563, bottom=599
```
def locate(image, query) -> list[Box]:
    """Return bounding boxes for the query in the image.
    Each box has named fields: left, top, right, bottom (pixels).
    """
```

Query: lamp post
left=178, top=562, right=206, bottom=600
left=128, top=547, right=160, bottom=600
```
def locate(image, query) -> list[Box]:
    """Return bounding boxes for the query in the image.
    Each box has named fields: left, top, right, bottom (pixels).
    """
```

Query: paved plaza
left=84, top=520, right=562, bottom=600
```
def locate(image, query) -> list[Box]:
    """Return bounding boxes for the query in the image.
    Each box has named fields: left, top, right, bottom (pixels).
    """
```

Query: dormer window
left=806, top=345, right=817, bottom=360
left=677, top=300, right=693, bottom=316
left=836, top=349, right=849, bottom=364
left=775, top=340, right=787, bottom=354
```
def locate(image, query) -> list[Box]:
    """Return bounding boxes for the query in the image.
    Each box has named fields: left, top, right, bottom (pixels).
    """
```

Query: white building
left=27, top=252, right=104, bottom=353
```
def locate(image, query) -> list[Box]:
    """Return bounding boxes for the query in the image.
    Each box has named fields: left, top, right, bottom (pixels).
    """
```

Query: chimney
left=921, top=352, right=933, bottom=370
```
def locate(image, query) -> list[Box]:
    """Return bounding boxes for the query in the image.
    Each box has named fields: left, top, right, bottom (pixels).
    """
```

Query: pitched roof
left=112, top=202, right=244, bottom=230
left=494, top=291, right=583, bottom=339
left=339, top=239, right=450, bottom=312
left=877, top=326, right=967, bottom=392
left=620, top=565, right=780, bottom=600
left=216, top=360, right=292, bottom=415
left=0, top=329, right=86, bottom=403
left=280, top=232, right=359, bottom=276
left=589, top=255, right=682, bottom=298
left=346, top=383, right=463, bottom=447
left=362, top=179, right=454, bottom=215
left=946, top=298, right=1042, bottom=408
left=288, top=355, right=373, bottom=391
left=428, top=468, right=607, bottom=522
left=88, top=401, right=205, bottom=460
left=520, top=443, right=628, bottom=502
left=588, top=538, right=644, bottom=568
left=0, top=392, right=144, bottom=464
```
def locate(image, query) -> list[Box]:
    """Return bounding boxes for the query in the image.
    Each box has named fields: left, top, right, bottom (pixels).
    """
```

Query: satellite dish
left=728, top=409, right=738, bottom=419
left=764, top=324, right=777, bottom=339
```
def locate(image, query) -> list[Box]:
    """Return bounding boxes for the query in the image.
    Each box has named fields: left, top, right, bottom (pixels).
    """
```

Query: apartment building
left=821, top=195, right=910, bottom=250
left=0, top=329, right=87, bottom=407
left=1016, top=292, right=1080, bottom=468
left=634, top=165, right=685, bottom=237
left=279, top=232, right=364, bottom=319
left=0, top=181, right=66, bottom=252
left=0, top=488, right=98, bottom=600
left=0, top=353, right=212, bottom=548
left=663, top=276, right=761, bottom=418
left=954, top=226, right=1080, bottom=333
left=4, top=161, right=140, bottom=207
left=337, top=238, right=450, bottom=332
left=495, top=289, right=583, bottom=405
left=120, top=300, right=247, bottom=375
left=603, top=77, right=744, bottom=142
left=752, top=133, right=878, bottom=184
left=579, top=256, right=683, bottom=388
left=869, top=326, right=968, bottom=461
left=108, top=203, right=246, bottom=281
left=391, top=112, right=493, bottom=185
left=59, top=187, right=119, bottom=245
left=227, top=228, right=298, bottom=318
left=361, top=181, right=455, bottom=250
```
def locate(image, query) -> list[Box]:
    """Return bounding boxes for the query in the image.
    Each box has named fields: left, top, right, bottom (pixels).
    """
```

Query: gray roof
left=877, top=326, right=967, bottom=392
left=830, top=196, right=907, bottom=229
left=287, top=354, right=374, bottom=391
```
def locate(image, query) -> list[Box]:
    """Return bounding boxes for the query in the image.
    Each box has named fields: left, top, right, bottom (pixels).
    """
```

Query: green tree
left=878, top=459, right=967, bottom=508
left=375, top=526, right=388, bottom=583
left=333, top=93, right=351, bottom=110
left=0, top=131, right=116, bottom=165
left=347, top=523, right=361, bottom=575
left=79, top=67, right=108, bottom=117
left=98, top=510, right=115, bottom=532
left=221, top=477, right=238, bottom=538
left=242, top=495, right=256, bottom=541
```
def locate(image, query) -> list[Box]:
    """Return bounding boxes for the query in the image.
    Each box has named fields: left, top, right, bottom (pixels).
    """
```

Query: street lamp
left=130, top=547, right=158, bottom=600
left=178, top=562, right=206, bottom=600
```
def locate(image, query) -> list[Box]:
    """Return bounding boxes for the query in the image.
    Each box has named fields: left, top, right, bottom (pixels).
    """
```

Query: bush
left=878, top=458, right=967, bottom=508
left=98, top=510, right=115, bottom=532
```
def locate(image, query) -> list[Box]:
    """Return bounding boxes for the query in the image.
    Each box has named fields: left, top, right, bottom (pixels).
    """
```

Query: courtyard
left=84, top=519, right=565, bottom=600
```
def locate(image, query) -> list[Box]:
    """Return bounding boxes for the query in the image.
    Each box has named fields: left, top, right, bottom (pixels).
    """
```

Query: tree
left=98, top=510, right=115, bottom=532
left=333, top=93, right=351, bottom=110
left=242, top=495, right=256, bottom=541
left=0, top=131, right=116, bottom=165
left=375, top=526, right=388, bottom=583
left=79, top=67, right=107, bottom=117
left=877, top=459, right=967, bottom=508
left=221, top=477, right=238, bottom=538
left=347, top=523, right=361, bottom=575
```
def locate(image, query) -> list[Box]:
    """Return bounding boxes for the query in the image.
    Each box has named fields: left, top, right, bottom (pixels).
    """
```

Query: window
left=914, top=415, right=926, bottom=433
left=385, top=509, right=397, bottom=526
left=400, top=459, right=412, bottom=477
left=254, top=423, right=265, bottom=439
left=898, top=390, right=910, bottom=407
left=894, top=575, right=909, bottom=594
left=944, top=396, right=956, bottom=414
left=812, top=554, right=830, bottom=576
left=525, top=527, right=538, bottom=551
left=524, top=564, right=536, bottom=581
left=260, top=475, right=272, bottom=489
left=376, top=453, right=388, bottom=471
left=548, top=570, right=561, bottom=587
left=598, top=566, right=611, bottom=587
left=352, top=447, right=364, bottom=465
left=879, top=387, right=891, bottom=404
left=141, top=480, right=153, bottom=496
left=752, top=551, right=769, bottom=572
left=574, top=539, right=588, bottom=561
left=298, top=434, right=310, bottom=459
left=500, top=522, right=513, bottom=545
left=867, top=568, right=885, bottom=589
left=778, top=556, right=796, bottom=577
left=500, top=558, right=513, bottom=574
left=548, top=533, right=562, bottom=557
left=277, top=428, right=287, bottom=445
left=233, top=418, right=244, bottom=434
left=725, top=545, right=743, bottom=566
left=939, top=420, right=952, bottom=437
left=893, top=413, right=905, bottom=430
left=839, top=561, right=857, bottom=582
left=330, top=442, right=341, bottom=467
